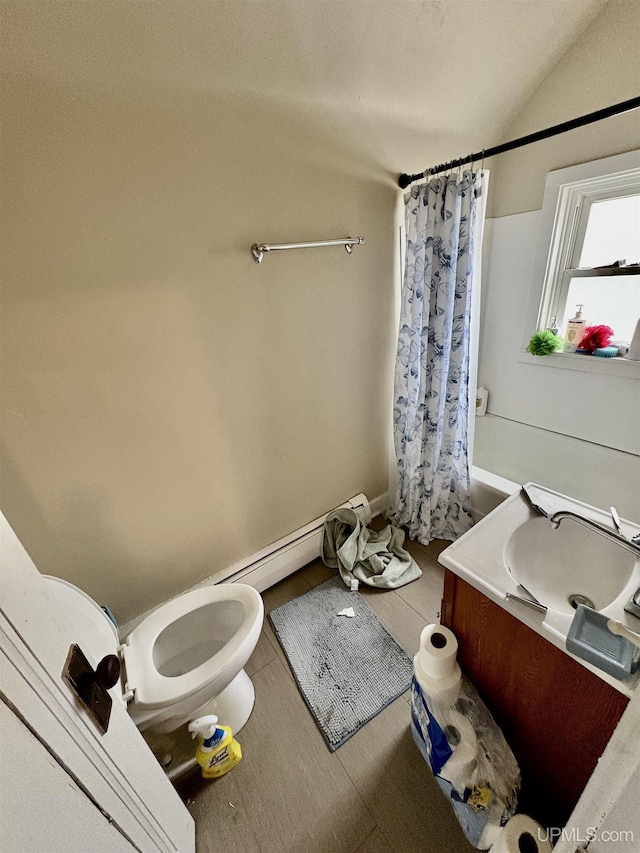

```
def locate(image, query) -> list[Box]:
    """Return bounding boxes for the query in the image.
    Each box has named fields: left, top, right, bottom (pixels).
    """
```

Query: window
left=538, top=156, right=640, bottom=345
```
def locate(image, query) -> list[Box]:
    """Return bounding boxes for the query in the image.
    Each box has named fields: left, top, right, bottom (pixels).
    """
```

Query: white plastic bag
left=410, top=672, right=520, bottom=849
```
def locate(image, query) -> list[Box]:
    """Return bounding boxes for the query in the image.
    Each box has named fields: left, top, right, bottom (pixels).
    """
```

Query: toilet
left=44, top=575, right=264, bottom=735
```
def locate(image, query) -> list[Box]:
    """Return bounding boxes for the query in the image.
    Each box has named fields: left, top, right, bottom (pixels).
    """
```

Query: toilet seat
left=121, top=583, right=262, bottom=711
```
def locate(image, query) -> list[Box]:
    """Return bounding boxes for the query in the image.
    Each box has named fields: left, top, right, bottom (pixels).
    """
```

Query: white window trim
left=520, top=149, right=640, bottom=380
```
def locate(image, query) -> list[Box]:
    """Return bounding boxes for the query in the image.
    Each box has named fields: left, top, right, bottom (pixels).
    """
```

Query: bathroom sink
left=439, top=483, right=640, bottom=695
left=505, top=516, right=637, bottom=617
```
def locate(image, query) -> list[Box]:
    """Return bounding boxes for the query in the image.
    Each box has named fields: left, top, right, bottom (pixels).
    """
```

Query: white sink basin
left=439, top=483, right=640, bottom=695
left=506, top=516, right=637, bottom=617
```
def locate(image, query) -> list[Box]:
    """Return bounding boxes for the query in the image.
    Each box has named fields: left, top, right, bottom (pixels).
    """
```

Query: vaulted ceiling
left=2, top=0, right=608, bottom=176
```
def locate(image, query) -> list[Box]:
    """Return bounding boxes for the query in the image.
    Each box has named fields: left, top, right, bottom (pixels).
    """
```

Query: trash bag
left=410, top=670, right=520, bottom=849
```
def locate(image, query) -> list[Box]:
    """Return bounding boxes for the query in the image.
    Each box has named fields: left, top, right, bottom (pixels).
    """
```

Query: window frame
left=520, top=149, right=640, bottom=380
left=538, top=171, right=640, bottom=335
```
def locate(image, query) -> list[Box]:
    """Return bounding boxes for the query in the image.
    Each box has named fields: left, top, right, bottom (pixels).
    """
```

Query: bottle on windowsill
left=563, top=304, right=586, bottom=353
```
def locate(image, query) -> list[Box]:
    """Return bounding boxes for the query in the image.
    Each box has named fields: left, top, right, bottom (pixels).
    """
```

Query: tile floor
left=178, top=536, right=474, bottom=853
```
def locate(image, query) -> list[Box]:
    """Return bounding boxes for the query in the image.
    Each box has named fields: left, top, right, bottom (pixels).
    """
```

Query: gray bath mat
left=269, top=576, right=414, bottom=750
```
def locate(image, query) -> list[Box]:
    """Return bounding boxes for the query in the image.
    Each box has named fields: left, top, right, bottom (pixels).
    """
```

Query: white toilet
left=44, top=576, right=264, bottom=735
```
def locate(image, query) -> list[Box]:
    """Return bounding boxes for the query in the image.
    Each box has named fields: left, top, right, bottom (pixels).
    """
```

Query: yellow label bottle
left=188, top=715, right=242, bottom=779
left=563, top=304, right=586, bottom=353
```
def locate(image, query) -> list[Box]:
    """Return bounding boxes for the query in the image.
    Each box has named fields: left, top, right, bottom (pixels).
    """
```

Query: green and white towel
left=322, top=508, right=421, bottom=589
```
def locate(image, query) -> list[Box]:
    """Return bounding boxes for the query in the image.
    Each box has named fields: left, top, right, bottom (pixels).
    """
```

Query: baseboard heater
left=207, top=493, right=372, bottom=593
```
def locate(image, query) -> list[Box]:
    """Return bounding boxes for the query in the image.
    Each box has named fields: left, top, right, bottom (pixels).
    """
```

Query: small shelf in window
left=518, top=347, right=640, bottom=380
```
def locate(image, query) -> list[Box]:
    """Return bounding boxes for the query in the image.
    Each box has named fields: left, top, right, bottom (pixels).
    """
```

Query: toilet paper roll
left=489, top=814, right=553, bottom=853
left=438, top=711, right=478, bottom=794
left=413, top=653, right=462, bottom=710
left=477, top=800, right=509, bottom=850
left=418, top=624, right=459, bottom=680
left=443, top=708, right=477, bottom=743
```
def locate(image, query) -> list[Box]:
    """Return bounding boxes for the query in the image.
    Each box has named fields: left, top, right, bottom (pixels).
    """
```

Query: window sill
left=518, top=349, right=640, bottom=380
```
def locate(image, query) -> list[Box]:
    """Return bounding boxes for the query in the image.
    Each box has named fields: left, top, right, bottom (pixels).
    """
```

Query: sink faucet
left=625, top=588, right=640, bottom=619
left=549, top=511, right=640, bottom=558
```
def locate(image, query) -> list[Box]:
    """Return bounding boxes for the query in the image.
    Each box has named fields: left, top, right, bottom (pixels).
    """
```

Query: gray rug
left=268, top=576, right=414, bottom=750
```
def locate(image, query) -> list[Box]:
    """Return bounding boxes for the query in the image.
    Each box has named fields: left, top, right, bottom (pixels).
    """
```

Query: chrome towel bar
left=251, top=236, right=365, bottom=264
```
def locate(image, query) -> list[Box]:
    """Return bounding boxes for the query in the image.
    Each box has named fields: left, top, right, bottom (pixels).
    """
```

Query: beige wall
left=476, top=0, right=640, bottom=518
left=1, top=80, right=397, bottom=622
left=488, top=0, right=640, bottom=218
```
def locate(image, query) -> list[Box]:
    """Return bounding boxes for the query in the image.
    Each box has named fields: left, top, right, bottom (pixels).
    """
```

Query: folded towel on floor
left=321, top=507, right=421, bottom=589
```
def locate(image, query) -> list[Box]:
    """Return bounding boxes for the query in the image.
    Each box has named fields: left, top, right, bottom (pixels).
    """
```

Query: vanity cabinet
left=440, top=569, right=629, bottom=831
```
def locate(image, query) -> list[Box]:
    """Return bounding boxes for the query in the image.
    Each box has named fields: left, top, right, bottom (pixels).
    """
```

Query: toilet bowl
left=44, top=576, right=264, bottom=736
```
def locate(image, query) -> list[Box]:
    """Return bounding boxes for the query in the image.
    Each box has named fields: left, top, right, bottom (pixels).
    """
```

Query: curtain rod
left=398, top=96, right=640, bottom=189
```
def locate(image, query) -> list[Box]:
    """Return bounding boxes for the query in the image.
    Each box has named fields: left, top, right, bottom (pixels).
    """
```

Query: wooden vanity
left=440, top=569, right=629, bottom=830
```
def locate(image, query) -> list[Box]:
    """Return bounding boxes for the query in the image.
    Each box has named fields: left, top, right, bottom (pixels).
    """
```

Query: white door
left=1, top=700, right=141, bottom=853
left=0, top=511, right=195, bottom=853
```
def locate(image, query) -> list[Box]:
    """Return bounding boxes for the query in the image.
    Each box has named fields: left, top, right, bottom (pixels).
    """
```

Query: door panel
left=0, top=699, right=135, bottom=853
left=0, top=512, right=194, bottom=853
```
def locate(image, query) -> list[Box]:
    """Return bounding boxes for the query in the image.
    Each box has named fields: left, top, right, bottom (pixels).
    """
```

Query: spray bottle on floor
left=188, top=715, right=242, bottom=779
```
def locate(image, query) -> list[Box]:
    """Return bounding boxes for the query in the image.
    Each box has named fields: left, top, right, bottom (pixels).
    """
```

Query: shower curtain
left=391, top=170, right=487, bottom=544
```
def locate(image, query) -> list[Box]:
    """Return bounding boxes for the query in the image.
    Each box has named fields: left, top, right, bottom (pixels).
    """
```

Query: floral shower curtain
left=391, top=170, right=486, bottom=544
